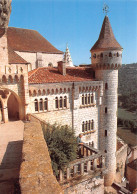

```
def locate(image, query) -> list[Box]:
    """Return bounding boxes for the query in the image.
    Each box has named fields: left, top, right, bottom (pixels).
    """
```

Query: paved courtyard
left=0, top=121, right=24, bottom=194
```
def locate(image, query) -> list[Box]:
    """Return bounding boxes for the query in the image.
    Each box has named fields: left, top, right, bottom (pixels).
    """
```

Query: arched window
left=91, top=120, right=94, bottom=129
left=34, top=99, right=38, bottom=111
left=39, top=98, right=43, bottom=111
left=44, top=98, right=48, bottom=110
left=82, top=94, right=84, bottom=105
left=82, top=122, right=85, bottom=132
left=105, top=83, right=108, bottom=90
left=105, top=107, right=107, bottom=113
left=89, top=120, right=91, bottom=130
left=8, top=75, right=13, bottom=83
left=100, top=53, right=103, bottom=58
left=85, top=94, right=87, bottom=105
left=109, top=52, right=112, bottom=57
left=48, top=63, right=53, bottom=67
left=64, top=96, right=67, bottom=108
left=117, top=52, right=119, bottom=57
left=60, top=97, right=63, bottom=108
left=2, top=75, right=7, bottom=83
left=55, top=97, right=58, bottom=109
left=85, top=121, right=88, bottom=131
left=14, top=75, right=19, bottom=83
left=91, top=94, right=93, bottom=103
left=33, top=90, right=37, bottom=97
left=88, top=94, right=90, bottom=104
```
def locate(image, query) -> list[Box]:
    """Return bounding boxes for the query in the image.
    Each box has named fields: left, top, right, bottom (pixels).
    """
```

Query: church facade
left=0, top=5, right=122, bottom=186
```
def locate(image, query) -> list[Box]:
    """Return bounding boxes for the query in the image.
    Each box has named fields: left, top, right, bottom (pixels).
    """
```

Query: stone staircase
left=0, top=121, right=24, bottom=194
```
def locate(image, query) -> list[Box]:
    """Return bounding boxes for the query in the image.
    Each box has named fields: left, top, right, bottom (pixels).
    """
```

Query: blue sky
left=9, top=0, right=137, bottom=65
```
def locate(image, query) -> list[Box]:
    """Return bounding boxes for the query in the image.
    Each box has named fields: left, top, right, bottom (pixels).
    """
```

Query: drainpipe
left=72, top=82, right=74, bottom=132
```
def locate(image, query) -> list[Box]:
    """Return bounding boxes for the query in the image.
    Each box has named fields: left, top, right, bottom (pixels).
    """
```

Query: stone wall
left=19, top=120, right=63, bottom=194
left=62, top=176, right=104, bottom=194
left=126, top=166, right=137, bottom=192
left=16, top=51, right=63, bottom=70
left=28, top=81, right=103, bottom=148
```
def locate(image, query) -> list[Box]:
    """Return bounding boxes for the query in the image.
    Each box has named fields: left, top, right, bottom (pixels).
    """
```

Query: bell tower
left=90, top=15, right=123, bottom=186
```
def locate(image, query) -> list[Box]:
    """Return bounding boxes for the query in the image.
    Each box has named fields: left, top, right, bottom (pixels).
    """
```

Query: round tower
left=90, top=16, right=123, bottom=186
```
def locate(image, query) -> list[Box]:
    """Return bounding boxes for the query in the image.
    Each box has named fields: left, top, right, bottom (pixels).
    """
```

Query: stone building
left=0, top=3, right=123, bottom=187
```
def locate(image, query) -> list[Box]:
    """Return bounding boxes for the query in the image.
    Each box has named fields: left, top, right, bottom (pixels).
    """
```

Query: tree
left=42, top=124, right=78, bottom=176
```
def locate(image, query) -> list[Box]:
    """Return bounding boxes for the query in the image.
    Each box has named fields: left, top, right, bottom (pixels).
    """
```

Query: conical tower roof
left=91, top=16, right=122, bottom=51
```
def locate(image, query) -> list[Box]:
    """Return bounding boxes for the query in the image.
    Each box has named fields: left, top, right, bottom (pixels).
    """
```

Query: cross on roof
left=103, top=3, right=109, bottom=15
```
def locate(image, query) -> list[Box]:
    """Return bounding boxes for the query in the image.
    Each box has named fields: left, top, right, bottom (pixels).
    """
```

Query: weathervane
left=103, top=3, right=109, bottom=15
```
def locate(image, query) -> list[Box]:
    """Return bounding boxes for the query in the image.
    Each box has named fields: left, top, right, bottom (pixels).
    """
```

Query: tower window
left=105, top=107, right=107, bottom=113
left=117, top=52, right=119, bottom=57
left=91, top=120, right=94, bottom=129
left=100, top=53, right=103, bottom=58
left=105, top=83, right=108, bottom=90
left=93, top=53, right=96, bottom=58
left=109, top=52, right=112, bottom=57
left=85, top=94, right=87, bottom=105
left=105, top=130, right=107, bottom=137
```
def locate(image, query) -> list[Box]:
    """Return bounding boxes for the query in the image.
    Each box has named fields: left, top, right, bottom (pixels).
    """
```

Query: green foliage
left=42, top=124, right=78, bottom=176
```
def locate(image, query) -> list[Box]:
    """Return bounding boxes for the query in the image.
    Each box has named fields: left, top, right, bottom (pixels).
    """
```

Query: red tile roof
left=8, top=47, right=28, bottom=64
left=28, top=67, right=95, bottom=84
left=91, top=16, right=122, bottom=51
left=7, top=27, right=63, bottom=54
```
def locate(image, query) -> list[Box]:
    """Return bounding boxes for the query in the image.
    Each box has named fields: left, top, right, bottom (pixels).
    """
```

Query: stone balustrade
left=59, top=143, right=106, bottom=183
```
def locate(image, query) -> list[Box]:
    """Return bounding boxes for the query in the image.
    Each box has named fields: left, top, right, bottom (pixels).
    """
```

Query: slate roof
left=91, top=16, right=122, bottom=51
left=28, top=67, right=95, bottom=84
left=7, top=27, right=63, bottom=54
left=8, top=47, right=28, bottom=64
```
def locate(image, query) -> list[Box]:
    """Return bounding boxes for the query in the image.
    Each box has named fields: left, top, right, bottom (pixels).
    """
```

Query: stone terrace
left=0, top=121, right=24, bottom=193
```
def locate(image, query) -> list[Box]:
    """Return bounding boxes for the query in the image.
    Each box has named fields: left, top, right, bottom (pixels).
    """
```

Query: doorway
left=7, top=93, right=19, bottom=121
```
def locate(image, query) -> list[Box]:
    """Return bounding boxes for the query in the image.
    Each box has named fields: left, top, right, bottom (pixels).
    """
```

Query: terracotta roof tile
left=7, top=27, right=63, bottom=54
left=91, top=16, right=122, bottom=51
left=28, top=67, right=95, bottom=84
left=8, top=47, right=28, bottom=64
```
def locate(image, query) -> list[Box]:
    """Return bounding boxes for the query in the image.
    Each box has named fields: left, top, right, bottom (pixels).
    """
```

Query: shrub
left=42, top=123, right=78, bottom=176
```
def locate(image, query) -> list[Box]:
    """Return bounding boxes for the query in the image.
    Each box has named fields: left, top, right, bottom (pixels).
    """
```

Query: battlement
left=0, top=64, right=28, bottom=75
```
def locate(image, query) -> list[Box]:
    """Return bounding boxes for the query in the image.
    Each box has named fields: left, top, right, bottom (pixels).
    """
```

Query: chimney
left=58, top=61, right=66, bottom=76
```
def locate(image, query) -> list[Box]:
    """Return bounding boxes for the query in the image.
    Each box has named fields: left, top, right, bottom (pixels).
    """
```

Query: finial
left=66, top=42, right=68, bottom=48
left=103, top=3, right=109, bottom=16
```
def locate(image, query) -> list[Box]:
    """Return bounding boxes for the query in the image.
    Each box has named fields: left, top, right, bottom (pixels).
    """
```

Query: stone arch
left=2, top=75, right=7, bottom=83
left=8, top=75, right=13, bottom=83
left=0, top=87, right=24, bottom=122
left=14, top=75, right=19, bottom=83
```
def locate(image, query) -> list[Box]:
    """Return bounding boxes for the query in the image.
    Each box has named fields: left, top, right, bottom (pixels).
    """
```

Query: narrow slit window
left=44, top=98, right=48, bottom=110
left=105, top=130, right=107, bottom=137
left=88, top=94, right=90, bottom=104
left=82, top=122, right=85, bottom=132
left=85, top=94, right=87, bottom=105
left=34, top=99, right=38, bottom=111
left=39, top=98, right=43, bottom=111
left=60, top=97, right=63, bottom=108
left=64, top=96, right=67, bottom=108
left=55, top=97, right=58, bottom=109
left=91, top=94, right=93, bottom=103
left=105, top=107, right=107, bottom=113
left=82, top=94, right=84, bottom=105
left=91, top=120, right=94, bottom=129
